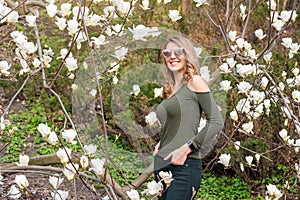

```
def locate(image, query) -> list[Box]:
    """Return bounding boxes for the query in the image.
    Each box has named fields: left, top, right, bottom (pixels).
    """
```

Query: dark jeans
left=154, top=156, right=202, bottom=200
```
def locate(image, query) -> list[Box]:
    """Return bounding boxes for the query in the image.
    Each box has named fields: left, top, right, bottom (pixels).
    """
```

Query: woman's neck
left=173, top=72, right=184, bottom=86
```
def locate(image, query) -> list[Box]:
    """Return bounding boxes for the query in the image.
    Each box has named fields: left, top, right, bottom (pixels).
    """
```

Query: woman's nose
left=170, top=51, right=176, bottom=58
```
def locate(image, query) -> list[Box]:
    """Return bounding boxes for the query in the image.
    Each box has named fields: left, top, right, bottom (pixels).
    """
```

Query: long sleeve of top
left=155, top=84, right=224, bottom=159
left=190, top=92, right=224, bottom=150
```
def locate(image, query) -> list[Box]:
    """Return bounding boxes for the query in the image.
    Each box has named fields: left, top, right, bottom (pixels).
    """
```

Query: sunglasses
left=162, top=48, right=185, bottom=58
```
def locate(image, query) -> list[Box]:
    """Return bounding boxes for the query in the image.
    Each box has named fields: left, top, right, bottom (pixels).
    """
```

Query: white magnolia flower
left=46, top=4, right=58, bottom=18
left=56, top=148, right=72, bottom=165
left=61, top=3, right=72, bottom=17
left=65, top=57, right=78, bottom=71
left=272, top=20, right=285, bottom=31
left=91, top=34, right=107, bottom=48
left=292, top=90, right=300, bottom=102
left=51, top=190, right=69, bottom=200
left=200, top=66, right=211, bottom=82
left=47, top=131, right=58, bottom=145
left=118, top=1, right=132, bottom=17
left=240, top=162, right=244, bottom=172
left=63, top=163, right=79, bottom=181
left=219, top=63, right=232, bottom=74
left=290, top=43, right=300, bottom=55
left=145, top=112, right=158, bottom=126
left=254, top=29, right=266, bottom=40
left=80, top=155, right=89, bottom=170
left=148, top=27, right=161, bottom=37
left=0, top=173, right=3, bottom=185
left=249, top=90, right=265, bottom=104
left=240, top=4, right=247, bottom=21
left=281, top=37, right=293, bottom=48
left=263, top=52, right=272, bottom=63
left=67, top=19, right=79, bottom=36
left=247, top=49, right=257, bottom=60
left=57, top=48, right=72, bottom=60
left=168, top=10, right=182, bottom=22
left=226, top=58, right=236, bottom=68
left=25, top=15, right=36, bottom=27
left=132, top=84, right=140, bottom=96
left=194, top=47, right=202, bottom=57
left=140, top=0, right=150, bottom=10
left=164, top=0, right=172, bottom=4
left=102, top=195, right=110, bottom=200
left=194, top=0, right=209, bottom=7
left=0, top=60, right=11, bottom=76
left=7, top=185, right=21, bottom=199
left=230, top=110, right=238, bottom=121
left=255, top=154, right=261, bottom=163
left=49, top=176, right=64, bottom=189
left=55, top=17, right=67, bottom=30
left=72, top=6, right=89, bottom=20
left=241, top=121, right=254, bottom=134
left=264, top=99, right=271, bottom=110
left=71, top=84, right=78, bottom=91
left=236, top=98, right=251, bottom=113
left=267, top=0, right=276, bottom=11
left=86, top=13, right=102, bottom=26
left=112, top=24, right=124, bottom=35
left=129, top=24, right=150, bottom=41
left=228, top=30, right=237, bottom=42
left=234, top=141, right=240, bottom=150
left=294, top=139, right=300, bottom=153
left=6, top=10, right=19, bottom=23
left=103, top=6, right=116, bottom=18
left=218, top=153, right=230, bottom=168
left=236, top=38, right=245, bottom=49
left=279, top=10, right=295, bottom=22
left=75, top=31, right=87, bottom=50
left=112, top=75, right=118, bottom=85
left=15, top=174, right=29, bottom=189
left=19, top=59, right=30, bottom=75
left=126, top=189, right=140, bottom=200
left=146, top=180, right=163, bottom=195
left=83, top=144, right=97, bottom=157
left=114, top=46, right=128, bottom=60
left=261, top=77, right=269, bottom=89
left=154, top=87, right=163, bottom=98
left=220, top=80, right=232, bottom=92
left=266, top=184, right=282, bottom=199
left=16, top=155, right=29, bottom=166
left=32, top=58, right=41, bottom=68
left=89, top=158, right=106, bottom=177
left=245, top=155, right=254, bottom=166
left=158, top=171, right=173, bottom=184
left=62, top=129, right=77, bottom=144
left=237, top=81, right=252, bottom=94
left=90, top=89, right=97, bottom=97
left=37, top=123, right=51, bottom=137
left=292, top=68, right=299, bottom=77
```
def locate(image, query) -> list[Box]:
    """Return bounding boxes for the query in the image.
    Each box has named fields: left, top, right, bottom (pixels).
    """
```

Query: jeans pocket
left=185, top=158, right=202, bottom=170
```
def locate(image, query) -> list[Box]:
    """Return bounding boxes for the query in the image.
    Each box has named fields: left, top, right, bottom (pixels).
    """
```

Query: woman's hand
left=153, top=142, right=161, bottom=156
left=164, top=144, right=192, bottom=165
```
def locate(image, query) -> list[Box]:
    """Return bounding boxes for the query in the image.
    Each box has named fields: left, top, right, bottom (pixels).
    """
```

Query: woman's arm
left=188, top=75, right=224, bottom=150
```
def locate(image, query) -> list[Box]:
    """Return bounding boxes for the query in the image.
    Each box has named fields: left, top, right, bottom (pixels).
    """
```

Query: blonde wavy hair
left=161, top=36, right=200, bottom=98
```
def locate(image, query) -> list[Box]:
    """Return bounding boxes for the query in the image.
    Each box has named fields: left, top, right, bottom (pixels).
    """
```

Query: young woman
left=153, top=36, right=224, bottom=200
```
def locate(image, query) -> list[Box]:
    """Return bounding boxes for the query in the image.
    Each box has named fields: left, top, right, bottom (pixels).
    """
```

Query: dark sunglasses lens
left=162, top=50, right=172, bottom=57
left=174, top=48, right=184, bottom=57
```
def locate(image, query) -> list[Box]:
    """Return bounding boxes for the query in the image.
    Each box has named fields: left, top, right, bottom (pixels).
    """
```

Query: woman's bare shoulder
left=188, top=75, right=210, bottom=92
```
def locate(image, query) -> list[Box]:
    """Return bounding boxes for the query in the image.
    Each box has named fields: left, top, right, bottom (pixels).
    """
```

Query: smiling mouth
left=169, top=60, right=180, bottom=65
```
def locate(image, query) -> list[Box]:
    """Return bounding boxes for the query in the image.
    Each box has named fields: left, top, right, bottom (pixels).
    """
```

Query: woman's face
left=163, top=42, right=186, bottom=73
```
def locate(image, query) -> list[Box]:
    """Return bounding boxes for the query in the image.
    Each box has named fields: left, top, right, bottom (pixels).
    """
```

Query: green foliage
left=197, top=173, right=252, bottom=200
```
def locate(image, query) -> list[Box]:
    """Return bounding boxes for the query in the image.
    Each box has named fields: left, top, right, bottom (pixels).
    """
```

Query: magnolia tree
left=0, top=0, right=299, bottom=199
